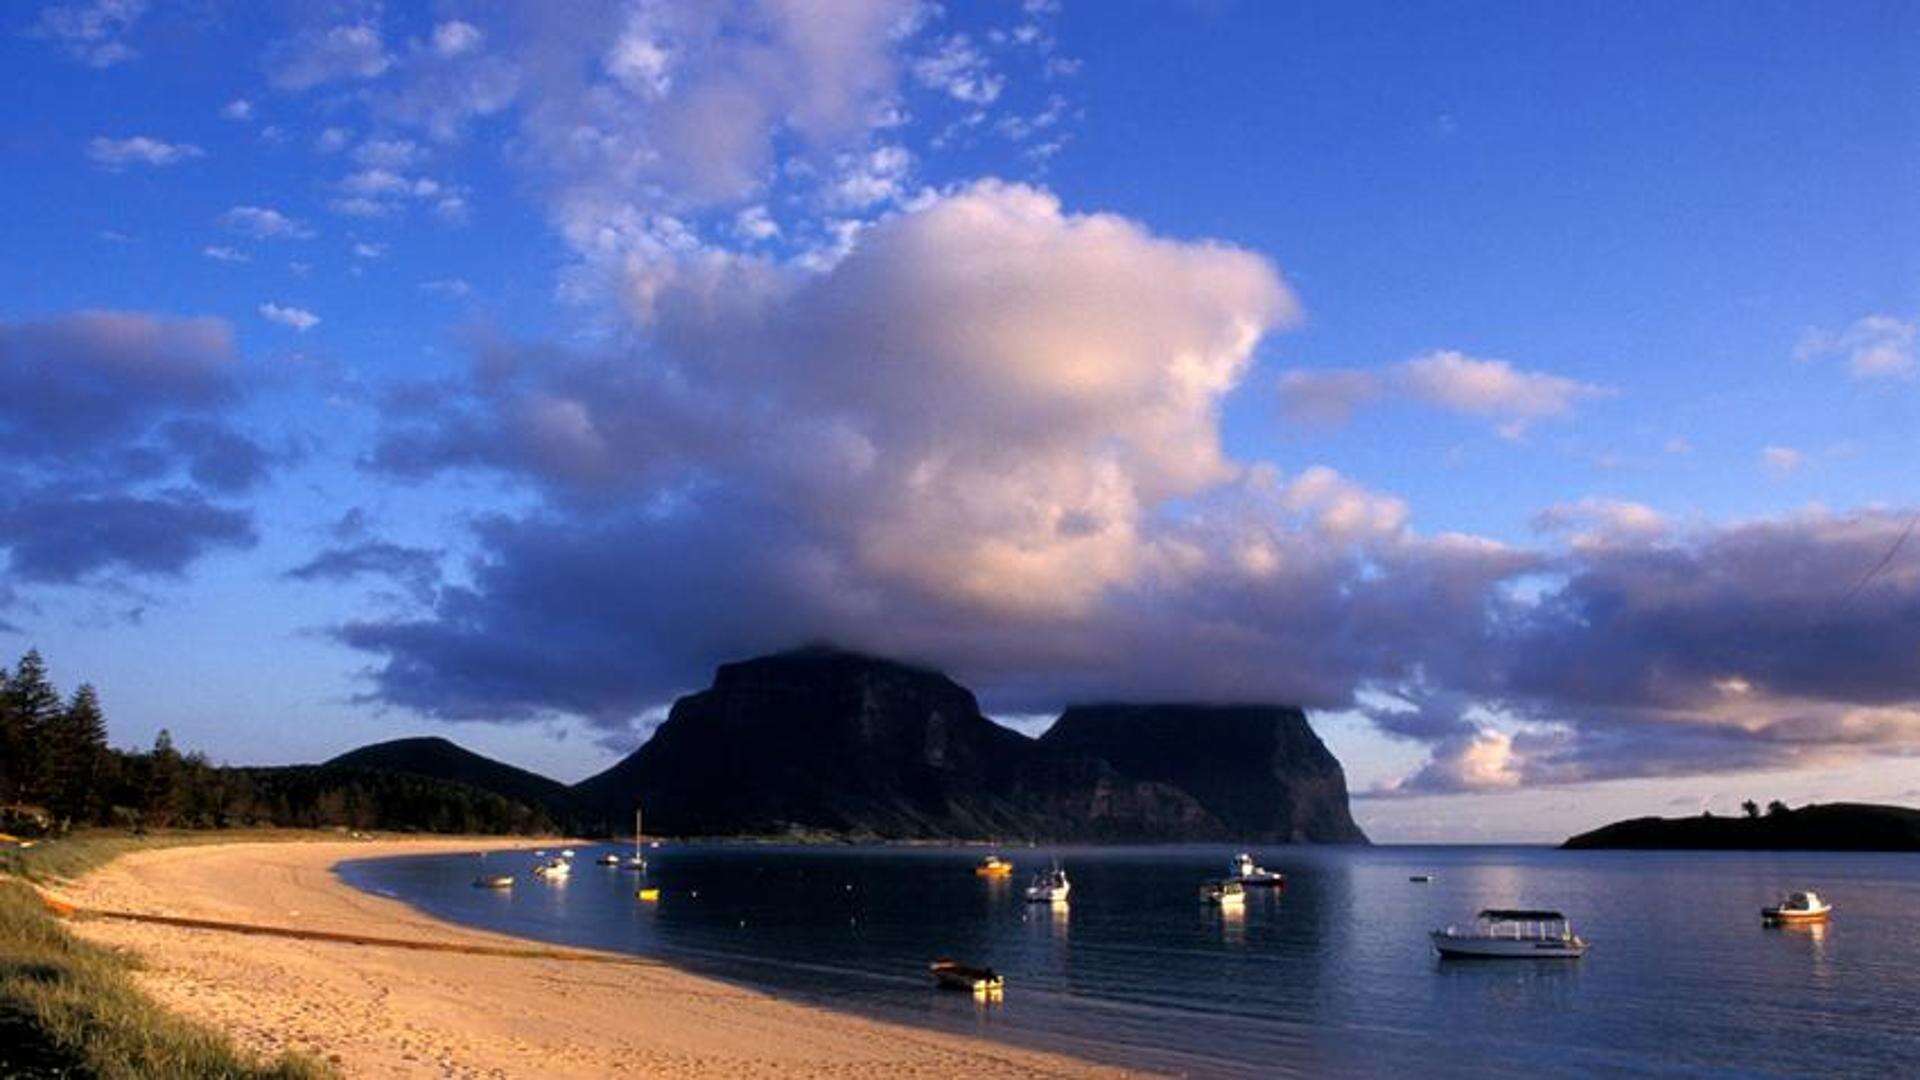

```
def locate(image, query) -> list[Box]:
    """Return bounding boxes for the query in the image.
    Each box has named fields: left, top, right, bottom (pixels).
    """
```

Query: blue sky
left=2, top=1, right=1916, bottom=841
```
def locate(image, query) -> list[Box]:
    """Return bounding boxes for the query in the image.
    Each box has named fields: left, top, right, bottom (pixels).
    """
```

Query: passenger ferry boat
left=1024, top=866, right=1070, bottom=903
left=1762, top=891, right=1831, bottom=923
left=1431, top=909, right=1588, bottom=958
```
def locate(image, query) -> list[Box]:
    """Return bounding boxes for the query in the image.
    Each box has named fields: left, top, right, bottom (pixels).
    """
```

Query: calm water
left=340, top=844, right=1920, bottom=1077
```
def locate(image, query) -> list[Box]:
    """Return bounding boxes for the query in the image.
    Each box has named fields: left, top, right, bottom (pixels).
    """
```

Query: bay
left=340, top=844, right=1920, bottom=1077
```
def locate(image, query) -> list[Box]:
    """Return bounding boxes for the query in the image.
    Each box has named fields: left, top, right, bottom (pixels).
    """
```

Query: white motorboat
left=1227, top=853, right=1285, bottom=888
left=1431, top=909, right=1587, bottom=958
left=1762, top=891, right=1831, bottom=923
left=532, top=858, right=571, bottom=880
left=560, top=848, right=576, bottom=859
left=1024, top=866, right=1070, bottom=903
left=596, top=853, right=620, bottom=865
left=1199, top=879, right=1246, bottom=906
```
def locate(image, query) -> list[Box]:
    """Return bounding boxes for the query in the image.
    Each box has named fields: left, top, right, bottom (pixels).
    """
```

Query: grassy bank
left=1, top=831, right=329, bottom=1078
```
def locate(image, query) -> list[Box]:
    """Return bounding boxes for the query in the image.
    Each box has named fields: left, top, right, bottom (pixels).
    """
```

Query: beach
left=53, top=839, right=1131, bottom=1078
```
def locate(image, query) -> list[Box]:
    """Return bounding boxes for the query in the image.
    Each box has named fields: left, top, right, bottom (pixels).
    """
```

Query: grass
left=1, top=831, right=332, bottom=1079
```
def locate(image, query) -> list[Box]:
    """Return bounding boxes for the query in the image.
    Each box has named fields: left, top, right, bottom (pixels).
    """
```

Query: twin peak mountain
left=342, top=647, right=1368, bottom=844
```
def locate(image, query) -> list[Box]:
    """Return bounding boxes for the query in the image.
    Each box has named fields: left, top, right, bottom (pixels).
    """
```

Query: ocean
left=339, top=843, right=1920, bottom=1077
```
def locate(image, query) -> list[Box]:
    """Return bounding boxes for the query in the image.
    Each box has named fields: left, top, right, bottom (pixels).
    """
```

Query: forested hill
left=1562, top=803, right=1920, bottom=851
left=0, top=649, right=559, bottom=837
left=327, top=737, right=578, bottom=822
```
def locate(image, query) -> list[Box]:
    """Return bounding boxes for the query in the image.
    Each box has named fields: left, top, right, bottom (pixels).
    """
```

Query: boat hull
left=1762, top=908, right=1830, bottom=923
left=1431, top=932, right=1587, bottom=958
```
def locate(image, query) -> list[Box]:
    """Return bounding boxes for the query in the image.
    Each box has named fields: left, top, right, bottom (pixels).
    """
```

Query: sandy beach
left=54, top=839, right=1134, bottom=1078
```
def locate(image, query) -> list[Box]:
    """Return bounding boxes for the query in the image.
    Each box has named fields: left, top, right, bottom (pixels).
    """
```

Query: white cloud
left=1276, top=351, right=1608, bottom=435
left=219, top=98, right=253, bottom=121
left=825, top=144, right=914, bottom=209
left=733, top=204, right=780, bottom=242
left=221, top=205, right=314, bottom=240
left=86, top=135, right=203, bottom=168
left=1761, top=445, right=1804, bottom=476
left=30, top=0, right=145, bottom=67
left=265, top=22, right=391, bottom=91
left=912, top=34, right=1004, bottom=104
left=351, top=138, right=425, bottom=170
left=1532, top=498, right=1668, bottom=549
left=1397, top=350, right=1608, bottom=436
left=258, top=302, right=320, bottom=332
left=314, top=127, right=353, bottom=154
left=1796, top=314, right=1917, bottom=381
left=351, top=242, right=387, bottom=260
left=431, top=20, right=482, bottom=58
left=201, top=245, right=248, bottom=263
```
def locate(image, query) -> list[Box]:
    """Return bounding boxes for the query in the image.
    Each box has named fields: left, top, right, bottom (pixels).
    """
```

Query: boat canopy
left=1479, top=909, right=1566, bottom=921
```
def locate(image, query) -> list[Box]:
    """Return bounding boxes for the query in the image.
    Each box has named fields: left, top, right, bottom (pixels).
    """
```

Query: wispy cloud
left=29, top=0, right=146, bottom=68
left=87, top=135, right=202, bottom=169
left=1279, top=350, right=1611, bottom=436
left=258, top=302, right=320, bottom=332
left=221, top=206, right=314, bottom=240
left=1796, top=314, right=1917, bottom=381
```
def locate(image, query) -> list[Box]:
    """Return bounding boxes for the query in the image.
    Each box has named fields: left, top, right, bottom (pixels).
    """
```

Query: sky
left=2, top=0, right=1917, bottom=842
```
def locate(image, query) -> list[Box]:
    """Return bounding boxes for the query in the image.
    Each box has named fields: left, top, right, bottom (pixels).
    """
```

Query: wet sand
left=56, top=839, right=1135, bottom=1078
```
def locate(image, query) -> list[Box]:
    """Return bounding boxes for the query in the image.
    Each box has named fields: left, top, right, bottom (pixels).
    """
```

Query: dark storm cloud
left=285, top=540, right=444, bottom=603
left=0, top=311, right=273, bottom=587
left=0, top=311, right=238, bottom=457
left=0, top=489, right=256, bottom=583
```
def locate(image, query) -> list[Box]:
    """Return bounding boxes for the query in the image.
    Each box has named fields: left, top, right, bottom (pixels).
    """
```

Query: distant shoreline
left=1562, top=802, right=1920, bottom=851
left=58, top=838, right=1132, bottom=1078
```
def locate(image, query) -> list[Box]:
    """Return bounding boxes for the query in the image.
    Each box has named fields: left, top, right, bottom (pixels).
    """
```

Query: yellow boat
left=637, top=887, right=661, bottom=902
left=975, top=855, right=1014, bottom=878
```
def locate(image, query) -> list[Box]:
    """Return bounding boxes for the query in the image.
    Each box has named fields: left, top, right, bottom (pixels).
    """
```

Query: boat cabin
left=1473, top=909, right=1576, bottom=940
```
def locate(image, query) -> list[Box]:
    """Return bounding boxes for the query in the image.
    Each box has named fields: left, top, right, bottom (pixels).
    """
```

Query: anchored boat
left=1200, top=879, right=1247, bottom=906
left=624, top=807, right=648, bottom=871
left=1431, top=909, right=1588, bottom=958
left=929, top=959, right=1004, bottom=997
left=472, top=874, right=514, bottom=889
left=1024, top=866, right=1070, bottom=904
left=1762, top=891, right=1831, bottom=924
left=975, top=854, right=1014, bottom=878
left=1227, top=852, right=1285, bottom=888
left=532, top=858, right=571, bottom=880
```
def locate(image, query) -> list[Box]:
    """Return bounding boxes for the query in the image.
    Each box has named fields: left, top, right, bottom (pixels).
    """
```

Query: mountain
left=572, top=646, right=1368, bottom=843
left=1038, top=704, right=1369, bottom=843
left=326, top=736, right=578, bottom=824
left=1562, top=803, right=1920, bottom=851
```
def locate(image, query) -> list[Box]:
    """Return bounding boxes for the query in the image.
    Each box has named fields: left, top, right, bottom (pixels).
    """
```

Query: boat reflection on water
left=1212, top=899, right=1247, bottom=946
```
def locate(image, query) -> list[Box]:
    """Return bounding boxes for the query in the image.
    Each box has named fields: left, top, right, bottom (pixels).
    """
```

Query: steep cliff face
left=1039, top=704, right=1369, bottom=844
left=571, top=648, right=1038, bottom=838
left=573, top=647, right=1368, bottom=843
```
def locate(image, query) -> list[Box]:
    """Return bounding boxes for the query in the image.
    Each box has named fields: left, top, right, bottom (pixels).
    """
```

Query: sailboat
left=623, top=806, right=648, bottom=871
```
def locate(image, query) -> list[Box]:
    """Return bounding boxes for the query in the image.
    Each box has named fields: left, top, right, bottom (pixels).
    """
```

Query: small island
left=1562, top=801, right=1920, bottom=851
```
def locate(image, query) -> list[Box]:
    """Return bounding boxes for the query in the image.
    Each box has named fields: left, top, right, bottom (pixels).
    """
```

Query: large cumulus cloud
left=0, top=311, right=267, bottom=588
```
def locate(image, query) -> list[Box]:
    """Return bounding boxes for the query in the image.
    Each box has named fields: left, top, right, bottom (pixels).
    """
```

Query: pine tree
left=0, top=659, right=20, bottom=803
left=47, top=685, right=109, bottom=822
left=145, top=728, right=184, bottom=827
left=5, top=650, right=64, bottom=804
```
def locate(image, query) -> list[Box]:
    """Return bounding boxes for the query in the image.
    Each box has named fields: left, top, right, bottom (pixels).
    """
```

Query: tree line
left=1, top=649, right=556, bottom=837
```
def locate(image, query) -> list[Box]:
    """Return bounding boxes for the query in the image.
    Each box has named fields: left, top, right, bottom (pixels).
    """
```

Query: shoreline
left=55, top=838, right=1135, bottom=1078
